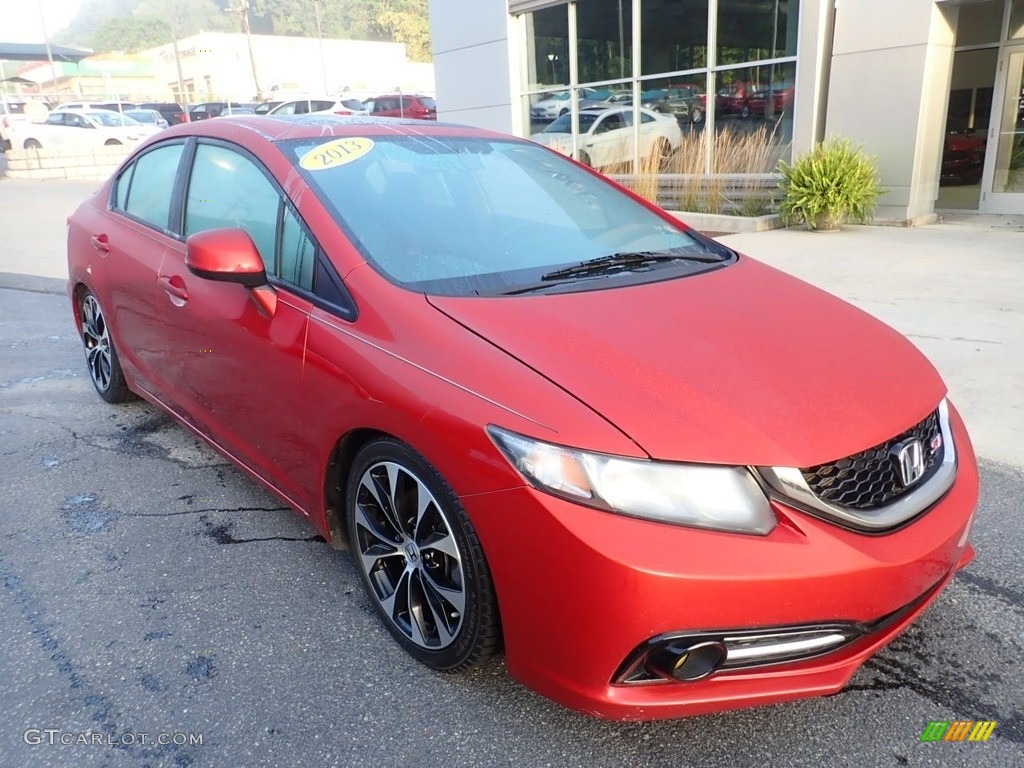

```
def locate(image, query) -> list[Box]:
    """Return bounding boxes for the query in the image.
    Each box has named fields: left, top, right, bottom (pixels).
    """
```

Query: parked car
left=716, top=82, right=754, bottom=115
left=940, top=131, right=985, bottom=185
left=579, top=89, right=634, bottom=110
left=57, top=101, right=136, bottom=114
left=138, top=102, right=189, bottom=125
left=66, top=115, right=977, bottom=722
left=531, top=106, right=682, bottom=167
left=188, top=102, right=242, bottom=121
left=366, top=94, right=437, bottom=119
left=530, top=88, right=603, bottom=121
left=220, top=104, right=257, bottom=116
left=1, top=99, right=34, bottom=151
left=253, top=101, right=282, bottom=115
left=11, top=109, right=160, bottom=150
left=742, top=83, right=795, bottom=119
left=642, top=85, right=706, bottom=124
left=124, top=108, right=169, bottom=129
left=268, top=98, right=361, bottom=116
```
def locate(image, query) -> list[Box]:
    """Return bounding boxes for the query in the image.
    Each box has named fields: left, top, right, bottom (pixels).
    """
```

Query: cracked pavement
left=1, top=184, right=1023, bottom=767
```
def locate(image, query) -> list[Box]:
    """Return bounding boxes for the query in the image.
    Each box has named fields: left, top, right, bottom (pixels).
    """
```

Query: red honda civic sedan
left=67, top=116, right=978, bottom=720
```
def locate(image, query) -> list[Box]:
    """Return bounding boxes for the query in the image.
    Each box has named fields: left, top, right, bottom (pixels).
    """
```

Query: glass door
left=980, top=46, right=1024, bottom=212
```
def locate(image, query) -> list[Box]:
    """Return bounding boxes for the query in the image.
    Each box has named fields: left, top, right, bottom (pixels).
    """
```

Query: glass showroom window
left=576, top=0, right=634, bottom=84
left=518, top=0, right=801, bottom=210
left=522, top=4, right=570, bottom=139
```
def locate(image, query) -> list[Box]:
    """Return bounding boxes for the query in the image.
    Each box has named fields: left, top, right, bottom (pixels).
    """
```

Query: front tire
left=104, top=139, right=123, bottom=146
left=346, top=438, right=500, bottom=672
left=24, top=138, right=42, bottom=150
left=79, top=290, right=134, bottom=403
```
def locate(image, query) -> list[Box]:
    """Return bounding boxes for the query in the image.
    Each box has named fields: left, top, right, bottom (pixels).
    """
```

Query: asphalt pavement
left=1, top=177, right=1022, bottom=768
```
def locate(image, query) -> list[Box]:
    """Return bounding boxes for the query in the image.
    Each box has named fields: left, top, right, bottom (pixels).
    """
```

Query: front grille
left=801, top=410, right=943, bottom=510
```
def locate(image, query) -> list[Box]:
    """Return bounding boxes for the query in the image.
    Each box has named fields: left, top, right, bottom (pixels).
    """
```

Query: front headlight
left=488, top=427, right=776, bottom=535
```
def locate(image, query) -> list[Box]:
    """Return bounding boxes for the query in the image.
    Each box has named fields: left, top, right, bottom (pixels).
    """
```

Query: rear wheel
left=346, top=439, right=500, bottom=672
left=690, top=106, right=704, bottom=124
left=24, top=139, right=42, bottom=150
left=104, top=139, right=122, bottom=146
left=578, top=151, right=592, bottom=167
left=79, top=290, right=134, bottom=404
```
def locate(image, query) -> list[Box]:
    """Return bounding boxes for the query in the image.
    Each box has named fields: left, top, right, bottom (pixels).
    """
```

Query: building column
left=825, top=0, right=958, bottom=224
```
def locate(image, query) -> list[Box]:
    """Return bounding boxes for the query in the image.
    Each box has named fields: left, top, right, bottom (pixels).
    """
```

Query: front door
left=980, top=45, right=1024, bottom=212
left=158, top=140, right=315, bottom=506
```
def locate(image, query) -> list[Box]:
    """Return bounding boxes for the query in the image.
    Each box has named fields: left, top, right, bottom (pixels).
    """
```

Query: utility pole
left=35, top=0, right=59, bottom=99
left=166, top=0, right=187, bottom=106
left=313, top=0, right=328, bottom=95
left=229, top=0, right=263, bottom=101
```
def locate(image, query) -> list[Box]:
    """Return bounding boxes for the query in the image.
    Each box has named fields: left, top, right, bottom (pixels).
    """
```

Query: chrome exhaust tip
left=644, top=640, right=727, bottom=682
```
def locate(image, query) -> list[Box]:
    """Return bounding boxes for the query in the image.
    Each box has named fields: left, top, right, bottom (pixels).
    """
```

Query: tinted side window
left=184, top=143, right=279, bottom=264
left=279, top=207, right=315, bottom=290
left=123, top=144, right=185, bottom=229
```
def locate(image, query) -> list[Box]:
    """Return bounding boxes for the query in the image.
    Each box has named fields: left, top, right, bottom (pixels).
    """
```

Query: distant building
left=18, top=32, right=435, bottom=104
left=147, top=32, right=435, bottom=103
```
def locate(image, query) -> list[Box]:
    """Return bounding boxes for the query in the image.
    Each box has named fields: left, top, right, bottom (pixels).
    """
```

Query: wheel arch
left=322, top=427, right=392, bottom=550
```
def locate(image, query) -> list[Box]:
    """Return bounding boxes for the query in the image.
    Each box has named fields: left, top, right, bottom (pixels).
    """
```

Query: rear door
left=91, top=140, right=189, bottom=398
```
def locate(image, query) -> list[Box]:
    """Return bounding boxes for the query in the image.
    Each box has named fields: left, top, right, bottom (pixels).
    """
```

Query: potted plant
left=777, top=137, right=884, bottom=231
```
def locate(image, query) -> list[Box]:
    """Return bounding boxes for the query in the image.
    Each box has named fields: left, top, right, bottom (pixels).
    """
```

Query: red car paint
left=66, top=117, right=977, bottom=720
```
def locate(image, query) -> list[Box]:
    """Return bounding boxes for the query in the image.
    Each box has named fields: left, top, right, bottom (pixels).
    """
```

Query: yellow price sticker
left=299, top=137, right=375, bottom=171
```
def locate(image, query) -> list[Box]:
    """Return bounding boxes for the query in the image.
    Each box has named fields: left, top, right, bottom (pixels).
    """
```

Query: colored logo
left=920, top=721, right=997, bottom=742
left=299, top=138, right=374, bottom=171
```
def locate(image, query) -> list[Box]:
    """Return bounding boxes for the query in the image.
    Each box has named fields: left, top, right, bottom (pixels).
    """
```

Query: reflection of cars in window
left=642, top=86, right=706, bottom=124
left=66, top=114, right=979, bottom=722
left=530, top=88, right=603, bottom=121
left=716, top=82, right=754, bottom=115
left=530, top=106, right=683, bottom=167
left=741, top=84, right=795, bottom=119
left=579, top=89, right=635, bottom=111
left=367, top=94, right=437, bottom=120
left=940, top=132, right=985, bottom=185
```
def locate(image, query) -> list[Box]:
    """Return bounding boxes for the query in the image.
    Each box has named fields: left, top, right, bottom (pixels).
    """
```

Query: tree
left=91, top=17, right=172, bottom=52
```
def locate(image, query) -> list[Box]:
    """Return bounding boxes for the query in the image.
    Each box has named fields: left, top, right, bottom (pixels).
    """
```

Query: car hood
left=427, top=256, right=946, bottom=467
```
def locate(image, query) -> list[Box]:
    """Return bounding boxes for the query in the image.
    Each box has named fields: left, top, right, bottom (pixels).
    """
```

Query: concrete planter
left=3, top=144, right=130, bottom=180
left=667, top=211, right=785, bottom=234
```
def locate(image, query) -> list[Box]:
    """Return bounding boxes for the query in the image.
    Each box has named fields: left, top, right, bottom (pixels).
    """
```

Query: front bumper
left=464, top=405, right=978, bottom=720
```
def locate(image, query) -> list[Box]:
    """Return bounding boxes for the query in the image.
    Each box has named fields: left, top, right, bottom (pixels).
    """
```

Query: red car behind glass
left=67, top=115, right=977, bottom=720
left=366, top=94, right=437, bottom=119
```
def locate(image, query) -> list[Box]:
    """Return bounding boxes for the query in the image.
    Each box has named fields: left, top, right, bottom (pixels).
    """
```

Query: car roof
left=152, top=114, right=501, bottom=144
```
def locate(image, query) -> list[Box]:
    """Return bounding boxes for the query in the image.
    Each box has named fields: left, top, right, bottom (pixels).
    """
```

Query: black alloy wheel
left=346, top=439, right=500, bottom=671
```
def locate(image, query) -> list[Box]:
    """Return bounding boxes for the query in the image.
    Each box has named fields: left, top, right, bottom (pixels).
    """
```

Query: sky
left=4, top=0, right=84, bottom=44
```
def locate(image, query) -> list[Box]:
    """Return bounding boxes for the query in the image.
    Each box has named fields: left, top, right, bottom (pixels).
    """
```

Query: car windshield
left=419, top=97, right=437, bottom=109
left=281, top=135, right=730, bottom=296
left=544, top=113, right=599, bottom=134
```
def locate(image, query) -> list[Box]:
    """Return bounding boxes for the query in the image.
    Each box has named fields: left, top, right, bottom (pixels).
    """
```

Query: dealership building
left=429, top=0, right=1024, bottom=221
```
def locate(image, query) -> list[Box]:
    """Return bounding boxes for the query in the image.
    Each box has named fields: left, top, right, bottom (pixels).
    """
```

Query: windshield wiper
left=540, top=249, right=727, bottom=281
